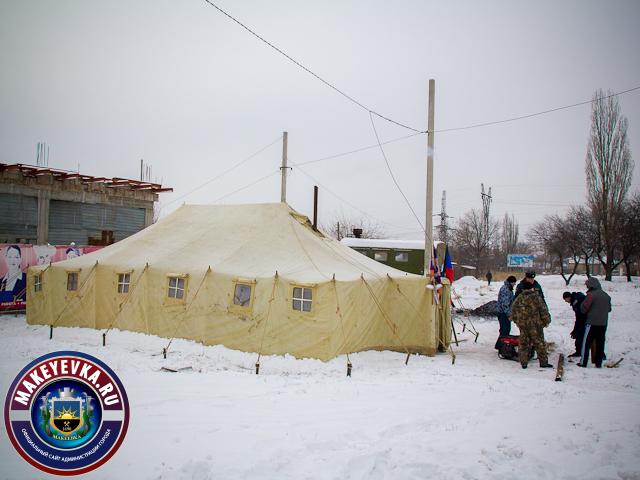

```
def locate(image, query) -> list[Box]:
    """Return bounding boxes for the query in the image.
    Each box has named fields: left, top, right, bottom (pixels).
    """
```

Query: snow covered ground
left=1, top=275, right=639, bottom=480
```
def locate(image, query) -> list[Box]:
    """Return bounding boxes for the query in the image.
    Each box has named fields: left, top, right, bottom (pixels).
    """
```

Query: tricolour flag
left=444, top=246, right=454, bottom=283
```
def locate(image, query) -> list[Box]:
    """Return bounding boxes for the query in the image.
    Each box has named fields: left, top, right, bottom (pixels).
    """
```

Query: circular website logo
left=4, top=351, right=129, bottom=476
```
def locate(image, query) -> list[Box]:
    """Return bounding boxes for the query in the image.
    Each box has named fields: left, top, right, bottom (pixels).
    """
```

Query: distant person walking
left=496, top=275, right=517, bottom=337
left=578, top=277, right=611, bottom=368
left=486, top=270, right=493, bottom=286
left=514, top=271, right=545, bottom=301
left=562, top=291, right=587, bottom=358
left=511, top=282, right=553, bottom=369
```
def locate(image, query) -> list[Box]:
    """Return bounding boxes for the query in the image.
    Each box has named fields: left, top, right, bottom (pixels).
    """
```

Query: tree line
left=325, top=89, right=637, bottom=284
left=450, top=89, right=638, bottom=283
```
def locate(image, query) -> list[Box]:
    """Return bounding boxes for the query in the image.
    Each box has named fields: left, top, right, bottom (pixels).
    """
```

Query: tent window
left=117, top=273, right=131, bottom=294
left=167, top=277, right=185, bottom=299
left=374, top=251, right=388, bottom=262
left=395, top=251, right=409, bottom=262
left=233, top=283, right=252, bottom=307
left=292, top=286, right=313, bottom=312
left=34, top=274, right=42, bottom=292
left=67, top=272, right=78, bottom=291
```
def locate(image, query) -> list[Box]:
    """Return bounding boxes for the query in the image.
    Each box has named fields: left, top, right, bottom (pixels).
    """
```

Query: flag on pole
left=444, top=246, right=454, bottom=283
left=430, top=246, right=442, bottom=284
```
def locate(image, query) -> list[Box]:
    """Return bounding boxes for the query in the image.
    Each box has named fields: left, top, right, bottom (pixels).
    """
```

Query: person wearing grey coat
left=578, top=277, right=611, bottom=368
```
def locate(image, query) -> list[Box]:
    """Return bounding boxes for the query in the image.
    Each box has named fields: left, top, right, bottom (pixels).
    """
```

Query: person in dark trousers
left=496, top=275, right=517, bottom=337
left=563, top=291, right=587, bottom=358
left=486, top=270, right=493, bottom=286
left=514, top=271, right=545, bottom=301
left=511, top=282, right=553, bottom=369
left=578, top=277, right=611, bottom=368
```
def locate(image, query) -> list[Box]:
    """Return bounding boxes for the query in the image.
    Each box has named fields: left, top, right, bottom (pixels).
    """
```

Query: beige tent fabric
left=27, top=203, right=451, bottom=361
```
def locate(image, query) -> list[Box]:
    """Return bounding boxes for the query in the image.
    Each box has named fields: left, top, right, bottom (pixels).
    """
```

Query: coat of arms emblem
left=40, top=386, right=94, bottom=439
left=6, top=351, right=129, bottom=475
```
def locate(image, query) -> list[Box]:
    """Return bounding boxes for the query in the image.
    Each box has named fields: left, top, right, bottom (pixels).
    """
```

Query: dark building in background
left=0, top=163, right=172, bottom=245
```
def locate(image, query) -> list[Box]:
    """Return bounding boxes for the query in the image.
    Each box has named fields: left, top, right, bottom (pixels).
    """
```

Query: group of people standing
left=563, top=276, right=611, bottom=368
left=495, top=271, right=611, bottom=369
left=497, top=271, right=552, bottom=369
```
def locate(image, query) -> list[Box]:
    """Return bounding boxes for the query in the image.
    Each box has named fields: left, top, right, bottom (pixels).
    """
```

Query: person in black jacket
left=578, top=277, right=611, bottom=368
left=563, top=291, right=587, bottom=358
left=514, top=271, right=545, bottom=301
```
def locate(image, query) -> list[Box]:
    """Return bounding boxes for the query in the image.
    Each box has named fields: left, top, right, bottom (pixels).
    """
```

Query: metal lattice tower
left=481, top=183, right=492, bottom=239
left=435, top=190, right=453, bottom=245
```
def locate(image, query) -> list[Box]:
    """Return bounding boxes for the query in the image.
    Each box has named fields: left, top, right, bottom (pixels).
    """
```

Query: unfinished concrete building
left=0, top=163, right=172, bottom=245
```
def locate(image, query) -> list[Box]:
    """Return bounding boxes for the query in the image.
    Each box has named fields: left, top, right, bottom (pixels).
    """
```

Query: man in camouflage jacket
left=511, top=282, right=553, bottom=369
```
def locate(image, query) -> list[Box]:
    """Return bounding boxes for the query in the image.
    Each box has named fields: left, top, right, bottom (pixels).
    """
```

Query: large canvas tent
left=27, top=203, right=451, bottom=361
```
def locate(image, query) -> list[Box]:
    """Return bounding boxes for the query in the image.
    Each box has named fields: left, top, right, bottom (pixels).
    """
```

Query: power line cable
left=162, top=135, right=282, bottom=207
left=210, top=170, right=280, bottom=204
left=292, top=164, right=410, bottom=232
left=435, top=85, right=640, bottom=133
left=493, top=199, right=577, bottom=207
left=201, top=0, right=424, bottom=133
left=369, top=112, right=425, bottom=233
left=291, top=86, right=639, bottom=169
left=290, top=132, right=423, bottom=167
left=199, top=3, right=640, bottom=139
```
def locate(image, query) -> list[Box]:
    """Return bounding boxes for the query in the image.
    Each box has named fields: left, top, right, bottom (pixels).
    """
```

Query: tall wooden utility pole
left=425, top=79, right=435, bottom=277
left=280, top=131, right=288, bottom=203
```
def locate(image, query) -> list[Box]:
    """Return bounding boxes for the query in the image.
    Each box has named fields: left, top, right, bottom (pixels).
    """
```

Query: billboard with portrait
left=0, top=244, right=103, bottom=311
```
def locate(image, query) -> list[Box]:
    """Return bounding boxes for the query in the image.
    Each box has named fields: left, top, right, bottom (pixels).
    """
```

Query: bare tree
left=620, top=192, right=640, bottom=281
left=585, top=88, right=634, bottom=280
left=570, top=206, right=599, bottom=277
left=532, top=214, right=581, bottom=286
left=501, top=212, right=519, bottom=257
left=452, top=209, right=499, bottom=271
left=322, top=214, right=386, bottom=240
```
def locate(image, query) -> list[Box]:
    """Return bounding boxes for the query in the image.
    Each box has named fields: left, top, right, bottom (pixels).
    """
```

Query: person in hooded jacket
left=578, top=277, right=611, bottom=368
left=510, top=282, right=553, bottom=369
left=496, top=275, right=517, bottom=337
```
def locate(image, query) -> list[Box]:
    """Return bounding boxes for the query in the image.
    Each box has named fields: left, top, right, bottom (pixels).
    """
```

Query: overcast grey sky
left=1, top=0, right=639, bottom=239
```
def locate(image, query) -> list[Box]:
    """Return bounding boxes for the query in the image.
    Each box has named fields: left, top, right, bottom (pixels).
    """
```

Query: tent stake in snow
left=605, top=358, right=624, bottom=368
left=103, top=263, right=149, bottom=347
left=451, top=289, right=479, bottom=341
left=331, top=275, right=354, bottom=378
left=51, top=261, right=99, bottom=337
left=49, top=324, right=53, bottom=339
left=451, top=319, right=459, bottom=346
left=555, top=353, right=564, bottom=382
left=255, top=362, right=260, bottom=375
left=162, top=267, right=211, bottom=359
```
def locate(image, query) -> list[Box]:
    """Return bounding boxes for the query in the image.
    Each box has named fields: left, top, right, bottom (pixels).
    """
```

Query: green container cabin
left=340, top=238, right=427, bottom=275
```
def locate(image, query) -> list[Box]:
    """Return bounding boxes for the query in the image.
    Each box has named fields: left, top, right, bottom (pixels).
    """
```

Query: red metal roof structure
left=0, top=163, right=173, bottom=193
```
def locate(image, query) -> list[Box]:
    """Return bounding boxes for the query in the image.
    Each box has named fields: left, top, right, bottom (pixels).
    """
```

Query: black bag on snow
left=495, top=335, right=535, bottom=361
